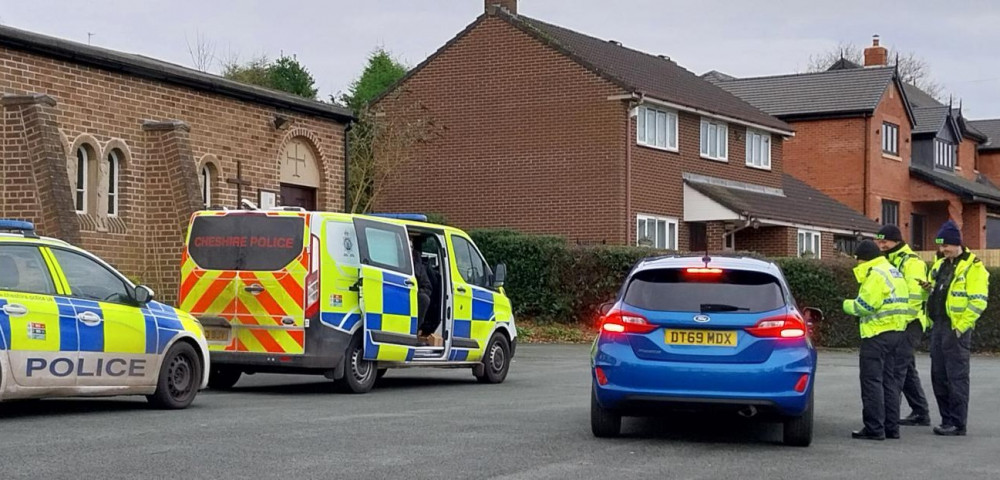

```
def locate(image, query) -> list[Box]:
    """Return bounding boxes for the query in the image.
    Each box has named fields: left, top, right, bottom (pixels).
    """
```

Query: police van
left=0, top=220, right=209, bottom=408
left=180, top=210, right=516, bottom=393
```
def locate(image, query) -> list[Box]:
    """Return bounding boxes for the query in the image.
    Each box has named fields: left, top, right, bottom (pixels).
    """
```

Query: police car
left=0, top=220, right=209, bottom=408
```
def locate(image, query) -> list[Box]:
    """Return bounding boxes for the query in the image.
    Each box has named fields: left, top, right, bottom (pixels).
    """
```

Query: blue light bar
left=0, top=219, right=35, bottom=232
left=370, top=213, right=429, bottom=222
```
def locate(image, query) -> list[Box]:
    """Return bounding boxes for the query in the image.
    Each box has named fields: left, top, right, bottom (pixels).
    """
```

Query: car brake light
left=685, top=267, right=723, bottom=274
left=745, top=314, right=806, bottom=338
left=600, top=310, right=657, bottom=334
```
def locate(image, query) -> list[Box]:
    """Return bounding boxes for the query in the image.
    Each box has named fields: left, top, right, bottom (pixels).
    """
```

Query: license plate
left=665, top=329, right=737, bottom=347
left=204, top=328, right=230, bottom=343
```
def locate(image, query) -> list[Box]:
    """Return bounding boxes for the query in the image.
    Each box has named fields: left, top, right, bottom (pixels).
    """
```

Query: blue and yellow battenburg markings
left=0, top=298, right=11, bottom=350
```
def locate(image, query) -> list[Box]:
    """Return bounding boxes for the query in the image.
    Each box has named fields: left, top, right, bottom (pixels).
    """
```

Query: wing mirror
left=802, top=307, right=823, bottom=328
left=133, top=285, right=155, bottom=305
left=492, top=263, right=507, bottom=288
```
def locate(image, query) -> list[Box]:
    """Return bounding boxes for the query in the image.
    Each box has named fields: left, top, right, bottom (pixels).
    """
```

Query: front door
left=911, top=214, right=926, bottom=251
left=352, top=218, right=419, bottom=362
left=0, top=244, right=73, bottom=389
left=280, top=184, right=316, bottom=210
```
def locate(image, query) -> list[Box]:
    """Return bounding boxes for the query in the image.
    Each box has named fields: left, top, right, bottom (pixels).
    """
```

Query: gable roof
left=902, top=82, right=942, bottom=108
left=910, top=165, right=1000, bottom=205
left=912, top=105, right=952, bottom=135
left=685, top=174, right=881, bottom=234
left=0, top=25, right=354, bottom=123
left=827, top=58, right=862, bottom=71
left=374, top=10, right=791, bottom=134
left=711, top=67, right=914, bottom=124
left=968, top=119, right=1000, bottom=150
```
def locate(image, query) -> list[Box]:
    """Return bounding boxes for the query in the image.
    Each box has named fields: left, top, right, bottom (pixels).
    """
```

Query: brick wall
left=956, top=137, right=980, bottom=181
left=783, top=117, right=867, bottom=213
left=867, top=82, right=912, bottom=235
left=1, top=45, right=347, bottom=304
left=979, top=150, right=1000, bottom=186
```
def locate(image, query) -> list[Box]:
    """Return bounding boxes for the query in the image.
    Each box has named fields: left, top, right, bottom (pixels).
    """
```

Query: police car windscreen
left=188, top=215, right=305, bottom=271
left=624, top=268, right=785, bottom=313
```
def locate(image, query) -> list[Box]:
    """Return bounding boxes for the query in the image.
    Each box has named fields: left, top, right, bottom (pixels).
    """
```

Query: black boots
left=899, top=412, right=931, bottom=426
left=933, top=425, right=967, bottom=436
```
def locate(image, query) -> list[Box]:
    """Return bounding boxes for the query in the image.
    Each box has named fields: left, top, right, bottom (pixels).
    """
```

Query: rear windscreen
left=624, top=268, right=785, bottom=313
left=187, top=215, right=305, bottom=271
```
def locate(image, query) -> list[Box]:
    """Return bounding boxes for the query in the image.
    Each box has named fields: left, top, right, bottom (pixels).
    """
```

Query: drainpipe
left=723, top=215, right=755, bottom=251
left=625, top=101, right=634, bottom=244
left=343, top=121, right=353, bottom=213
left=863, top=115, right=870, bottom=216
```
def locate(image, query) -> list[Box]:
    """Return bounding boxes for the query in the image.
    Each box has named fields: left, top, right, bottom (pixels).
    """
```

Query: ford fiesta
left=590, top=255, right=820, bottom=446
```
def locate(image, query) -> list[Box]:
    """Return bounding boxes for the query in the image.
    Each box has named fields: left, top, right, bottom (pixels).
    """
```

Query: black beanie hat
left=854, top=239, right=882, bottom=261
left=876, top=225, right=903, bottom=243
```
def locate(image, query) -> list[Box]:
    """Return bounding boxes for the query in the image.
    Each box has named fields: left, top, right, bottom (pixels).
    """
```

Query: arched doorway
left=279, top=137, right=321, bottom=210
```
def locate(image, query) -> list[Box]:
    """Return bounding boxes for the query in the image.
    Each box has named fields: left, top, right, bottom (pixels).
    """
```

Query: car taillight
left=600, top=310, right=657, bottom=334
left=745, top=314, right=806, bottom=338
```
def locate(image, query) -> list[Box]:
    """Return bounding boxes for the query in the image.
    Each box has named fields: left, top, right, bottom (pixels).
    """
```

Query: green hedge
left=470, top=229, right=1000, bottom=352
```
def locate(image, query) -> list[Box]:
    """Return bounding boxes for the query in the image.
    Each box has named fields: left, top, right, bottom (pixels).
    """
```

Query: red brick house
left=969, top=119, right=1000, bottom=246
left=713, top=36, right=1000, bottom=251
left=375, top=0, right=878, bottom=258
left=1, top=25, right=353, bottom=302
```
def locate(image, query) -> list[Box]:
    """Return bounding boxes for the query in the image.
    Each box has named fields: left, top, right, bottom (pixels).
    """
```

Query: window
left=636, top=106, right=678, bottom=151
left=623, top=268, right=785, bottom=314
left=745, top=129, right=771, bottom=169
left=882, top=122, right=899, bottom=156
left=797, top=230, right=821, bottom=258
left=636, top=215, right=678, bottom=250
left=834, top=235, right=860, bottom=256
left=51, top=248, right=132, bottom=303
left=0, top=245, right=56, bottom=295
left=881, top=200, right=899, bottom=226
left=700, top=118, right=728, bottom=161
left=74, top=146, right=89, bottom=213
left=935, top=139, right=955, bottom=169
left=187, top=215, right=306, bottom=271
left=451, top=235, right=491, bottom=288
left=200, top=165, right=212, bottom=208
left=107, top=150, right=120, bottom=216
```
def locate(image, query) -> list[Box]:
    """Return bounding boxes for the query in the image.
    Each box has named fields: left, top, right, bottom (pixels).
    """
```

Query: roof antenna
left=87, top=32, right=95, bottom=45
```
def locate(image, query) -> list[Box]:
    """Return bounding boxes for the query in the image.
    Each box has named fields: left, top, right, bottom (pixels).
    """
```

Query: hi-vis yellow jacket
left=843, top=256, right=913, bottom=339
left=886, top=244, right=930, bottom=331
left=929, top=249, right=989, bottom=334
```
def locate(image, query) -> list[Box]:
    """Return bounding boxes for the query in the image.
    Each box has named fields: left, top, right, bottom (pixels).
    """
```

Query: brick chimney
left=485, top=0, right=517, bottom=15
left=863, top=35, right=888, bottom=67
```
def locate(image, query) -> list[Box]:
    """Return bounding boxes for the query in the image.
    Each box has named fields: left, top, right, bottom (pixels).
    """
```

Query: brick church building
left=1, top=25, right=353, bottom=303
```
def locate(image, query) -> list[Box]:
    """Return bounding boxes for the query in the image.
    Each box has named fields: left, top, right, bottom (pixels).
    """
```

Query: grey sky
left=3, top=0, right=999, bottom=118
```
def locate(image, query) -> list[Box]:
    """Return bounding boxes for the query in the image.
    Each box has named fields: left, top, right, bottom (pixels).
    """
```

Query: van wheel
left=591, top=387, right=621, bottom=438
left=475, top=333, right=510, bottom=384
left=147, top=342, right=202, bottom=409
left=336, top=334, right=376, bottom=394
left=783, top=392, right=814, bottom=447
left=208, top=367, right=242, bottom=390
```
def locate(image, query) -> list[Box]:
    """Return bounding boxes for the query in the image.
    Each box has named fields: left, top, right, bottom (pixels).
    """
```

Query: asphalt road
left=1, top=345, right=998, bottom=479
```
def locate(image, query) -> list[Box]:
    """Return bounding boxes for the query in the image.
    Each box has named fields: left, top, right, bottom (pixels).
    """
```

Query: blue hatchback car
left=591, top=255, right=820, bottom=446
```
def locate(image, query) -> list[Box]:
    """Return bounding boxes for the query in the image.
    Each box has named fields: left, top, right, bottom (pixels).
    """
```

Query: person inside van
left=412, top=235, right=444, bottom=344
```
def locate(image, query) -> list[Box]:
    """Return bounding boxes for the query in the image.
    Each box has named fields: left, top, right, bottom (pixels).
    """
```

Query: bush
left=471, top=229, right=1000, bottom=352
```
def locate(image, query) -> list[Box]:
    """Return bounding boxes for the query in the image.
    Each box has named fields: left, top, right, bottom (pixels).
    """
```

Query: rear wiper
left=700, top=303, right=749, bottom=312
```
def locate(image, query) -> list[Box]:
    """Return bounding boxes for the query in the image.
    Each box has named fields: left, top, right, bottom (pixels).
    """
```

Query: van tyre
left=783, top=391, right=814, bottom=447
left=475, top=333, right=510, bottom=384
left=207, top=366, right=241, bottom=390
left=336, top=334, right=376, bottom=394
left=591, top=387, right=621, bottom=438
left=147, top=342, right=202, bottom=409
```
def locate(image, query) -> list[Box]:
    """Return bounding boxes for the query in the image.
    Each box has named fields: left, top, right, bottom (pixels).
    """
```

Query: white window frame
left=700, top=118, right=728, bottom=162
left=745, top=128, right=771, bottom=170
left=75, top=146, right=88, bottom=214
left=107, top=150, right=120, bottom=217
left=935, top=139, right=955, bottom=170
left=200, top=165, right=212, bottom=208
left=797, top=229, right=822, bottom=259
left=882, top=122, right=899, bottom=156
left=636, top=105, right=679, bottom=152
left=636, top=214, right=678, bottom=250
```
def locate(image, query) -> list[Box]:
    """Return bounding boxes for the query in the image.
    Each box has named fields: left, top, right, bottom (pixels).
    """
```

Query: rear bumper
left=592, top=336, right=815, bottom=417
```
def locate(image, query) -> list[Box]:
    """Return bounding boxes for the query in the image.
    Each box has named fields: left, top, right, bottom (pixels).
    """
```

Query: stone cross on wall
left=286, top=143, right=307, bottom=178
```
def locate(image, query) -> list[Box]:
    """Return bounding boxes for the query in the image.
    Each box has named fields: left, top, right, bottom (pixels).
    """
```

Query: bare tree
left=348, top=90, right=444, bottom=214
left=186, top=30, right=216, bottom=72
left=807, top=41, right=943, bottom=100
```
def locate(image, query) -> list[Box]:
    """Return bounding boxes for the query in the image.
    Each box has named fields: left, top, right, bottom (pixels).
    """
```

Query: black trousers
left=930, top=320, right=972, bottom=429
left=417, top=291, right=439, bottom=335
left=897, top=320, right=930, bottom=417
left=860, top=330, right=904, bottom=435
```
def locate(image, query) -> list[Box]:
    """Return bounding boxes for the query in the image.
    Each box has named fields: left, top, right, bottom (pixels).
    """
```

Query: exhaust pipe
left=738, top=405, right=758, bottom=418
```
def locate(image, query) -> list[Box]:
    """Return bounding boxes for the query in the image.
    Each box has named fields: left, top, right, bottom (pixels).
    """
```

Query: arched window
left=107, top=150, right=121, bottom=216
left=75, top=146, right=89, bottom=213
left=200, top=164, right=213, bottom=208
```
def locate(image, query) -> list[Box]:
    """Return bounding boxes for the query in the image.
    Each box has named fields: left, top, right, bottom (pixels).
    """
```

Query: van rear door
left=352, top=217, right=419, bottom=362
left=184, top=212, right=308, bottom=355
